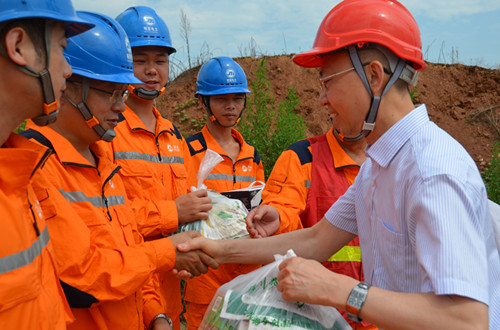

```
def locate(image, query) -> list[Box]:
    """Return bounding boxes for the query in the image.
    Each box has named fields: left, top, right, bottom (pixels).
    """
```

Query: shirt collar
left=325, top=127, right=359, bottom=169
left=122, top=105, right=165, bottom=132
left=29, top=125, right=92, bottom=165
left=201, top=125, right=255, bottom=160
left=366, top=104, right=429, bottom=168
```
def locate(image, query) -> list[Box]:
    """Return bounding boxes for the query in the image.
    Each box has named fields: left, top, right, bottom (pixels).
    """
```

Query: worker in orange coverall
left=112, top=7, right=213, bottom=329
left=183, top=56, right=265, bottom=330
left=247, top=122, right=378, bottom=328
left=22, top=11, right=217, bottom=330
left=0, top=1, right=93, bottom=329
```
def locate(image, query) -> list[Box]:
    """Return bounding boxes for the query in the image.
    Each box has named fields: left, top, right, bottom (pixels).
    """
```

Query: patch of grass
left=482, top=142, right=500, bottom=204
left=173, top=99, right=199, bottom=124
left=13, top=120, right=26, bottom=133
left=410, top=86, right=422, bottom=104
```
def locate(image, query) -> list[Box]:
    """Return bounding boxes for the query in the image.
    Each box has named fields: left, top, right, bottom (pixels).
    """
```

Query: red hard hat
left=293, top=0, right=426, bottom=71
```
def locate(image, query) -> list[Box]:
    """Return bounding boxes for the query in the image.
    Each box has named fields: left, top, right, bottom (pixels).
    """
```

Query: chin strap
left=329, top=115, right=363, bottom=142
left=129, top=85, right=165, bottom=100
left=333, top=127, right=365, bottom=142
left=64, top=79, right=116, bottom=142
left=0, top=21, right=60, bottom=125
left=343, top=45, right=419, bottom=141
left=202, top=95, right=244, bottom=128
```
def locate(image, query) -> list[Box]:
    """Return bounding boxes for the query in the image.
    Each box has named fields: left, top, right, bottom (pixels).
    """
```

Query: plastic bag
left=221, top=181, right=265, bottom=210
left=178, top=189, right=249, bottom=239
left=176, top=149, right=250, bottom=240
left=201, top=250, right=351, bottom=330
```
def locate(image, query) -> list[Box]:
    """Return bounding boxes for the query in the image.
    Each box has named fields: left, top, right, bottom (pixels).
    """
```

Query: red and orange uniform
left=262, top=128, right=375, bottom=329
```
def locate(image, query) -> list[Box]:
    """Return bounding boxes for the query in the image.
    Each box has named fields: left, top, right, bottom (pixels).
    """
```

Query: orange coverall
left=0, top=133, right=71, bottom=329
left=262, top=128, right=375, bottom=329
left=109, top=106, right=192, bottom=329
left=23, top=123, right=176, bottom=330
left=183, top=125, right=265, bottom=329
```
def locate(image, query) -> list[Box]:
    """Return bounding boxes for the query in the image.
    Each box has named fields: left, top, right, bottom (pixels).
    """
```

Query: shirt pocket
left=118, top=163, right=155, bottom=198
left=33, top=186, right=57, bottom=220
left=111, top=206, right=138, bottom=246
left=0, top=259, right=41, bottom=312
left=373, top=216, right=407, bottom=289
left=265, top=173, right=286, bottom=194
left=169, top=164, right=188, bottom=199
left=0, top=197, right=42, bottom=311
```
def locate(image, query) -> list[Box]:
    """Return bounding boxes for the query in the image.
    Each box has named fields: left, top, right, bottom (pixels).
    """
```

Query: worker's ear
left=365, top=60, right=386, bottom=97
left=198, top=95, right=207, bottom=109
left=4, top=27, right=35, bottom=67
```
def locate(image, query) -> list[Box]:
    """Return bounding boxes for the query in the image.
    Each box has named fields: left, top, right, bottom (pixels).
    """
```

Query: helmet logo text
left=225, top=69, right=236, bottom=83
left=143, top=16, right=159, bottom=33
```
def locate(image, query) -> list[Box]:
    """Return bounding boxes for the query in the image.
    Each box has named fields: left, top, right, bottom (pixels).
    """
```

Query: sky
left=74, top=0, right=500, bottom=77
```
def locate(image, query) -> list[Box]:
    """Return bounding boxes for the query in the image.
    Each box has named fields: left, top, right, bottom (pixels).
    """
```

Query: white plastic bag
left=176, top=149, right=250, bottom=240
left=201, top=250, right=350, bottom=330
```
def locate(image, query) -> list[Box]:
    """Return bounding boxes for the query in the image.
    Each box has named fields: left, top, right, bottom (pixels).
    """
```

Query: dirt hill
left=158, top=55, right=500, bottom=172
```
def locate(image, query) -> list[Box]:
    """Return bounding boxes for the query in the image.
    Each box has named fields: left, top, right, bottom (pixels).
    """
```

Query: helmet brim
left=1, top=11, right=95, bottom=37
left=292, top=48, right=325, bottom=68
left=195, top=87, right=251, bottom=97
left=130, top=40, right=176, bottom=55
left=72, top=69, right=144, bottom=85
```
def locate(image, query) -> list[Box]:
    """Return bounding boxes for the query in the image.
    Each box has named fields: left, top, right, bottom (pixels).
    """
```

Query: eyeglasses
left=89, top=86, right=130, bottom=104
left=319, top=67, right=356, bottom=92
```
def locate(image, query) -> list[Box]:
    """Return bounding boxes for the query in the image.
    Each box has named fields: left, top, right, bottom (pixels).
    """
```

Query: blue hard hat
left=64, top=11, right=143, bottom=85
left=0, top=0, right=94, bottom=37
left=116, top=6, right=175, bottom=54
left=195, top=57, right=251, bottom=96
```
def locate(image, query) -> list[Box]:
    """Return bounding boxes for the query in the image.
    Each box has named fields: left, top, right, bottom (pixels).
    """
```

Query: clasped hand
left=168, top=231, right=219, bottom=278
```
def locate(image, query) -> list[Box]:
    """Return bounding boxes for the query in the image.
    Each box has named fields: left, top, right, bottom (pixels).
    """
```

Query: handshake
left=168, top=204, right=281, bottom=279
left=168, top=230, right=219, bottom=279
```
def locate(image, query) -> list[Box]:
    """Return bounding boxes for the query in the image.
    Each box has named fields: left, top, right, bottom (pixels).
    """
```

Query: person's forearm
left=218, top=232, right=302, bottom=265
left=358, top=288, right=488, bottom=330
left=219, top=218, right=353, bottom=265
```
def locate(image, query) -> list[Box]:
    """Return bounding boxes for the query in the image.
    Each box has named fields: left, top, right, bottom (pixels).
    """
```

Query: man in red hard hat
left=178, top=1, right=500, bottom=328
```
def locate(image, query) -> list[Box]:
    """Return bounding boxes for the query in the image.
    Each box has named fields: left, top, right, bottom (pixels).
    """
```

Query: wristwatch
left=346, top=281, right=371, bottom=322
left=149, top=313, right=173, bottom=329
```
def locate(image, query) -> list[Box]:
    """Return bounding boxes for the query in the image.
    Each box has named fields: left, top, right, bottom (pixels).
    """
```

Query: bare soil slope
left=158, top=55, right=500, bottom=171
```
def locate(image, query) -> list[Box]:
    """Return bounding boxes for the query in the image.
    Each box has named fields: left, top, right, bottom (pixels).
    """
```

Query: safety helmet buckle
left=85, top=116, right=99, bottom=128
left=400, top=65, right=419, bottom=87
left=43, top=100, right=58, bottom=115
left=362, top=121, right=376, bottom=132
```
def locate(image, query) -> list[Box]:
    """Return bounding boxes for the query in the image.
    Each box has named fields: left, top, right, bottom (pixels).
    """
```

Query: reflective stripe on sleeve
left=0, top=226, right=50, bottom=275
left=114, top=151, right=184, bottom=165
left=206, top=173, right=256, bottom=183
left=59, top=190, right=125, bottom=208
left=328, top=245, right=362, bottom=262
left=304, top=180, right=311, bottom=189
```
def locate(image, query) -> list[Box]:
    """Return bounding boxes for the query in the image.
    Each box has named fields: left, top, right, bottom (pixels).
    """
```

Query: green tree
left=238, top=57, right=306, bottom=179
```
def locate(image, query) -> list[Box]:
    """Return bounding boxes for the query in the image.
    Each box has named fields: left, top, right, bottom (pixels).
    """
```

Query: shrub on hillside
left=238, top=57, right=306, bottom=179
left=482, top=142, right=500, bottom=204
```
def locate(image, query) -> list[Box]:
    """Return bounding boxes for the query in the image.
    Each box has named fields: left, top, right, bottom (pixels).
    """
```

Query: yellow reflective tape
left=328, top=246, right=361, bottom=262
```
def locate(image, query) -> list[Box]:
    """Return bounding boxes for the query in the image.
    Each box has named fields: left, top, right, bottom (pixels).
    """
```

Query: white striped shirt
left=325, top=104, right=500, bottom=328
